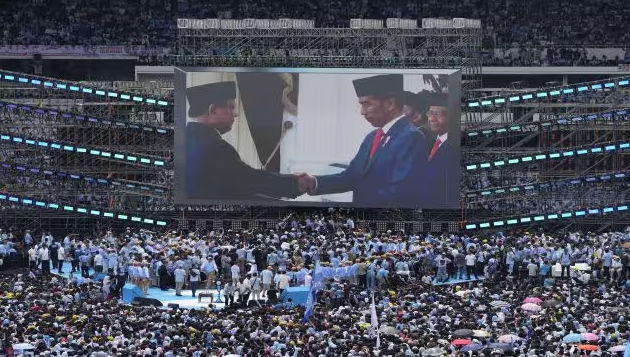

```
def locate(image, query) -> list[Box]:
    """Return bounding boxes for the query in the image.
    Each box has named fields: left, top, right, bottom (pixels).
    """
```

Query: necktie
left=369, top=129, right=385, bottom=160
left=429, top=138, right=442, bottom=161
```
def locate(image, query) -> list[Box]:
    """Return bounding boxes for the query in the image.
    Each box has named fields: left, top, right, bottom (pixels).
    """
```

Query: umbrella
left=498, top=334, right=521, bottom=343
left=577, top=345, right=599, bottom=351
left=608, top=345, right=628, bottom=352
left=453, top=329, right=474, bottom=338
left=562, top=333, right=584, bottom=343
left=487, top=343, right=513, bottom=351
left=451, top=339, right=472, bottom=347
left=461, top=343, right=484, bottom=352
left=380, top=326, right=398, bottom=336
left=581, top=332, right=599, bottom=342
left=473, top=329, right=491, bottom=338
left=521, top=303, right=542, bottom=312
left=490, top=300, right=510, bottom=308
left=541, top=299, right=562, bottom=308
left=422, top=347, right=443, bottom=356
left=523, top=297, right=542, bottom=304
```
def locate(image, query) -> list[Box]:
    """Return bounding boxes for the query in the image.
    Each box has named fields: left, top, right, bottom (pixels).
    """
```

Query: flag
left=303, top=262, right=322, bottom=323
left=370, top=292, right=380, bottom=348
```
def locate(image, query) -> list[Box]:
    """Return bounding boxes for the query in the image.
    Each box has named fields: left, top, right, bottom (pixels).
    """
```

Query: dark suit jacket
left=425, top=138, right=459, bottom=208
left=186, top=122, right=299, bottom=200
left=315, top=117, right=428, bottom=208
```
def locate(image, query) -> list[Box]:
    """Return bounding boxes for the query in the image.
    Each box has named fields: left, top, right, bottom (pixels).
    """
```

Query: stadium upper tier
left=1, top=0, right=629, bottom=66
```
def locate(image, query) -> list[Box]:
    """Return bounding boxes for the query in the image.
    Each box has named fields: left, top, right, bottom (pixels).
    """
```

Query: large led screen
left=175, top=68, right=461, bottom=209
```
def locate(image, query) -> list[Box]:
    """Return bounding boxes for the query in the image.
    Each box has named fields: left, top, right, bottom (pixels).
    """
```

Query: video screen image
left=175, top=68, right=461, bottom=209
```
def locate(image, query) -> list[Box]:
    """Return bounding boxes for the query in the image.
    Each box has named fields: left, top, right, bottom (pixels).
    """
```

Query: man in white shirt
left=231, top=263, right=241, bottom=285
left=261, top=266, right=274, bottom=297
left=276, top=271, right=290, bottom=294
left=465, top=251, right=477, bottom=280
left=28, top=245, right=38, bottom=271
left=189, top=264, right=200, bottom=297
left=94, top=253, right=104, bottom=274
left=57, top=245, right=65, bottom=274
left=174, top=265, right=187, bottom=296
left=38, top=245, right=50, bottom=275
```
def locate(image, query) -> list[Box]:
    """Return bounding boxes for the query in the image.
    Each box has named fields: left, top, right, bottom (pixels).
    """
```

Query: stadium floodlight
left=534, top=216, right=545, bottom=221
left=509, top=96, right=520, bottom=102
left=575, top=211, right=586, bottom=216
left=591, top=84, right=602, bottom=89
left=522, top=94, right=533, bottom=100
left=77, top=208, right=87, bottom=213
left=520, top=217, right=531, bottom=223
left=493, top=221, right=504, bottom=226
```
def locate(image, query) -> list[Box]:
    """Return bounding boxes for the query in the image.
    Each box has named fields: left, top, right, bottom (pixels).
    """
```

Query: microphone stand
left=262, top=121, right=293, bottom=170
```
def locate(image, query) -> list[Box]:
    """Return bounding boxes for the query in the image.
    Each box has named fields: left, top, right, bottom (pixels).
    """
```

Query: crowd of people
left=1, top=211, right=630, bottom=355
left=1, top=0, right=630, bottom=66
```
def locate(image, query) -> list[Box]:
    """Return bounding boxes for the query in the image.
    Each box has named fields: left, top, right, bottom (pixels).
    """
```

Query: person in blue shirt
left=366, top=266, right=376, bottom=292
left=560, top=248, right=572, bottom=279
left=539, top=259, right=550, bottom=286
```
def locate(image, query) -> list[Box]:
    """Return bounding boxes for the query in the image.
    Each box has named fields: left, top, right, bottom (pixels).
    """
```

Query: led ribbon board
left=465, top=203, right=630, bottom=230
left=0, top=133, right=167, bottom=167
left=465, top=171, right=630, bottom=199
left=0, top=191, right=167, bottom=226
left=0, top=162, right=168, bottom=195
left=465, top=141, right=630, bottom=171
left=466, top=78, right=629, bottom=108
left=0, top=71, right=170, bottom=107
left=0, top=100, right=172, bottom=135
left=466, top=109, right=627, bottom=138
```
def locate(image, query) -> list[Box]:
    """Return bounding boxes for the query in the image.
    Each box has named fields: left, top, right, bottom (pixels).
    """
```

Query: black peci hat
left=352, top=74, right=403, bottom=98
left=186, top=81, right=236, bottom=118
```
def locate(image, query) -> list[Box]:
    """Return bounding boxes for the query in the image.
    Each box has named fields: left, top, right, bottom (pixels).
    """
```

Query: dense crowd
left=1, top=0, right=630, bottom=66
left=1, top=212, right=630, bottom=355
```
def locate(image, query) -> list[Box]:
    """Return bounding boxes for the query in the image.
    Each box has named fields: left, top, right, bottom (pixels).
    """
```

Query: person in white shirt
left=37, top=246, right=50, bottom=275
left=261, top=266, right=274, bottom=297
left=250, top=272, right=263, bottom=307
left=174, top=266, right=187, bottom=296
left=57, top=245, right=65, bottom=274
left=231, top=263, right=241, bottom=285
left=465, top=252, right=477, bottom=279
left=237, top=275, right=251, bottom=307
left=28, top=246, right=38, bottom=271
left=189, top=265, right=200, bottom=297
left=93, top=253, right=104, bottom=274
left=276, top=271, right=290, bottom=293
left=202, top=257, right=217, bottom=289
left=304, top=271, right=313, bottom=288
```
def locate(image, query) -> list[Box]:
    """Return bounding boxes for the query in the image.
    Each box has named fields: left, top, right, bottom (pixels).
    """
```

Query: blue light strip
left=466, top=108, right=628, bottom=138
left=467, top=77, right=630, bottom=108
left=466, top=141, right=630, bottom=171
left=1, top=132, right=167, bottom=167
left=0, top=190, right=167, bottom=226
left=465, top=170, right=630, bottom=199
left=0, top=70, right=170, bottom=106
left=464, top=202, right=630, bottom=230
left=0, top=99, right=171, bottom=135
left=0, top=160, right=167, bottom=195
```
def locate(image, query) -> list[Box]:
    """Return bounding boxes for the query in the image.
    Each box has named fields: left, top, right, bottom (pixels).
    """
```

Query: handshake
left=293, top=172, right=317, bottom=195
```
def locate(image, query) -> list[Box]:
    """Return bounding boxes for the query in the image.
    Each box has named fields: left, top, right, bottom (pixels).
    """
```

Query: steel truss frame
left=463, top=84, right=630, bottom=229
left=175, top=27, right=482, bottom=92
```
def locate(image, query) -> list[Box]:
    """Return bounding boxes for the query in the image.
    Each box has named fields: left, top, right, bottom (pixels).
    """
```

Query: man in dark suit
left=424, top=92, right=459, bottom=208
left=297, top=74, right=428, bottom=208
left=185, top=81, right=301, bottom=200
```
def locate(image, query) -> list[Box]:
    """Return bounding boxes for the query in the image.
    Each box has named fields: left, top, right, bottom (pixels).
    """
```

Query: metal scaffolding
left=462, top=82, right=630, bottom=230
left=175, top=27, right=483, bottom=93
